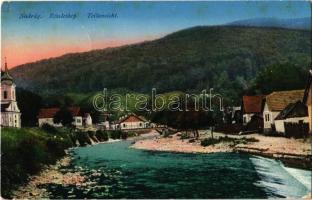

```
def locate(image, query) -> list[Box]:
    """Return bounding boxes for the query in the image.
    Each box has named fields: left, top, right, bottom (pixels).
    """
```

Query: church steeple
left=1, top=57, right=13, bottom=84
left=4, top=57, right=8, bottom=72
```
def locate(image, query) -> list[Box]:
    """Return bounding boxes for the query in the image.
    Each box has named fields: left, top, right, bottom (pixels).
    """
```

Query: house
left=303, top=69, right=312, bottom=134
left=274, top=101, right=308, bottom=134
left=241, top=95, right=264, bottom=125
left=0, top=59, right=21, bottom=128
left=37, top=107, right=84, bottom=127
left=263, top=89, right=304, bottom=133
left=113, top=114, right=149, bottom=130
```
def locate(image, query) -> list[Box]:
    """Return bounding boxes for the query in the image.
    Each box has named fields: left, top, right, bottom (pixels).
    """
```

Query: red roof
left=242, top=95, right=264, bottom=114
left=117, top=114, right=146, bottom=124
left=37, top=107, right=81, bottom=118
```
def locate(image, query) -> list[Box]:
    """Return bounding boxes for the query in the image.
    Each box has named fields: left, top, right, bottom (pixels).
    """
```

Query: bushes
left=162, top=129, right=175, bottom=138
left=41, top=123, right=59, bottom=134
left=109, top=130, right=122, bottom=140
left=127, top=131, right=137, bottom=137
left=95, top=130, right=109, bottom=142
left=180, top=132, right=190, bottom=140
left=121, top=132, right=128, bottom=140
left=75, top=131, right=92, bottom=146
left=201, top=138, right=220, bottom=146
left=200, top=136, right=259, bottom=147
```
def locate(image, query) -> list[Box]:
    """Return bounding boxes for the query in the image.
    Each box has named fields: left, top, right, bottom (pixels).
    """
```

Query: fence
left=284, top=121, right=309, bottom=138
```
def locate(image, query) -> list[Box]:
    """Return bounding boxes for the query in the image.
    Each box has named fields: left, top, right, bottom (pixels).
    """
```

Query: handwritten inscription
left=19, top=12, right=118, bottom=20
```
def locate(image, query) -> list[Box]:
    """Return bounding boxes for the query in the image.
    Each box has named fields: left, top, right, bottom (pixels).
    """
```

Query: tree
left=151, top=97, right=213, bottom=139
left=53, top=107, right=74, bottom=127
left=16, top=88, right=42, bottom=127
left=255, top=63, right=307, bottom=94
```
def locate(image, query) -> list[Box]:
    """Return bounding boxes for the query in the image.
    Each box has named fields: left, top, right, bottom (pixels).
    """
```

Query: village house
left=263, top=89, right=304, bottom=133
left=0, top=59, right=21, bottom=128
left=37, top=107, right=87, bottom=127
left=113, top=113, right=149, bottom=130
left=303, top=69, right=312, bottom=134
left=241, top=95, right=264, bottom=125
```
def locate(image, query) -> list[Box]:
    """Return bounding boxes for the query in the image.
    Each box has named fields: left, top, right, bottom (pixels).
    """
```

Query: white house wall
left=38, top=116, right=83, bottom=127
left=120, top=121, right=148, bottom=130
left=263, top=103, right=280, bottom=131
left=243, top=114, right=254, bottom=125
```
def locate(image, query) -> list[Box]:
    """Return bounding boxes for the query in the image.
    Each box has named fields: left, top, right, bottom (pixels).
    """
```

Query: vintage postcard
left=1, top=1, right=311, bottom=199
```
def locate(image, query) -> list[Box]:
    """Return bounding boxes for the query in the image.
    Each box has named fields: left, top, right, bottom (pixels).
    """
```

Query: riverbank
left=12, top=156, right=73, bottom=198
left=1, top=127, right=73, bottom=198
left=131, top=131, right=312, bottom=169
left=11, top=133, right=156, bottom=199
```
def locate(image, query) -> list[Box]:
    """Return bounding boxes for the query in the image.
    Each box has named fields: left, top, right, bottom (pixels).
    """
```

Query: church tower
left=1, top=58, right=21, bottom=128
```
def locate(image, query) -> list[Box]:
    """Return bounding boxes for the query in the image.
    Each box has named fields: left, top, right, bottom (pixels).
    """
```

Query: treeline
left=16, top=62, right=310, bottom=127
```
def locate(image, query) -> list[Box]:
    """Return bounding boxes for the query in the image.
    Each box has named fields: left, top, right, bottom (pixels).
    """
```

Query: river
left=40, top=141, right=311, bottom=199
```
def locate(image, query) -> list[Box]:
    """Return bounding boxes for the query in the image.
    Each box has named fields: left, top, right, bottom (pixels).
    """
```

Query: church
left=1, top=59, right=21, bottom=128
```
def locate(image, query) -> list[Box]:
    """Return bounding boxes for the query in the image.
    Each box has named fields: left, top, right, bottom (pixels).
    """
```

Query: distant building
left=274, top=101, right=308, bottom=134
left=1, top=59, right=21, bottom=128
left=263, top=90, right=304, bottom=133
left=96, top=111, right=111, bottom=130
left=241, top=95, right=264, bottom=125
left=113, top=114, right=149, bottom=130
left=37, top=107, right=84, bottom=127
left=225, top=106, right=241, bottom=124
left=303, top=69, right=312, bottom=134
left=83, top=113, right=92, bottom=127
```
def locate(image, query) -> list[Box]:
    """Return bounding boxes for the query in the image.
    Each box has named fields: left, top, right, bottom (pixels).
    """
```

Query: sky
left=1, top=1, right=311, bottom=68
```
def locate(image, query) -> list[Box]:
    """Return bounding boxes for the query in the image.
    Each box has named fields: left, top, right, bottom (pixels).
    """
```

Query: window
left=243, top=117, right=246, bottom=123
left=123, top=124, right=126, bottom=127
left=265, top=114, right=270, bottom=122
left=76, top=119, right=81, bottom=123
left=139, top=123, right=142, bottom=127
left=3, top=91, right=7, bottom=99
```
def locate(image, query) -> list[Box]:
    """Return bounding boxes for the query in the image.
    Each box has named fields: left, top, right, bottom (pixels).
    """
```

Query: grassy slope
left=1, top=127, right=73, bottom=198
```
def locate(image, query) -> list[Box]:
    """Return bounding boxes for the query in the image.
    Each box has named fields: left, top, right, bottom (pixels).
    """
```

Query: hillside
left=227, top=17, right=311, bottom=30
left=10, top=26, right=311, bottom=103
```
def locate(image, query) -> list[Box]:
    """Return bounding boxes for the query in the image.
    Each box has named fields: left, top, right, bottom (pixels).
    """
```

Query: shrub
left=127, top=132, right=137, bottom=137
left=121, top=132, right=128, bottom=140
left=244, top=137, right=259, bottom=143
left=41, top=123, right=58, bottom=134
left=200, top=138, right=220, bottom=146
left=110, top=130, right=122, bottom=140
left=75, top=131, right=92, bottom=146
left=95, top=130, right=109, bottom=142
left=180, top=132, right=190, bottom=140
left=189, top=139, right=195, bottom=143
left=200, top=136, right=259, bottom=147
left=46, top=137, right=72, bottom=157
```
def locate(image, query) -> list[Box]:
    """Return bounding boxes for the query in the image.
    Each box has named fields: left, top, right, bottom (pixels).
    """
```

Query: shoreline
left=131, top=132, right=312, bottom=170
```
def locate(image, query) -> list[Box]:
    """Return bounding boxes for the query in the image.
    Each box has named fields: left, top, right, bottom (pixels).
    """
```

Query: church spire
left=1, top=57, right=13, bottom=84
left=4, top=57, right=8, bottom=72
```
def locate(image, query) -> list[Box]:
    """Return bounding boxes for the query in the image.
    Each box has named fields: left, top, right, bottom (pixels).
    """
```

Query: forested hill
left=10, top=26, right=311, bottom=102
